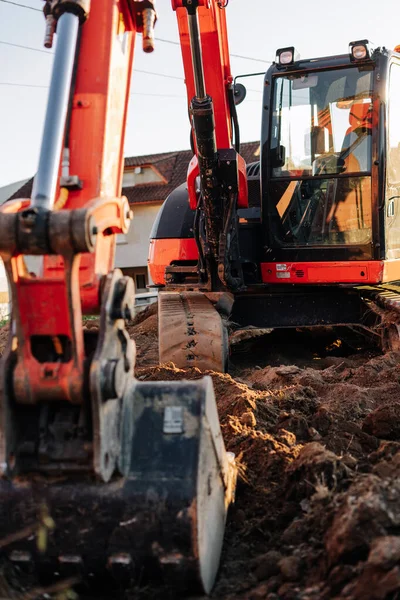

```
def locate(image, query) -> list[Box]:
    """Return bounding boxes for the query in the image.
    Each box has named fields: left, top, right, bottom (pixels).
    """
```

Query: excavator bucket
left=0, top=377, right=236, bottom=595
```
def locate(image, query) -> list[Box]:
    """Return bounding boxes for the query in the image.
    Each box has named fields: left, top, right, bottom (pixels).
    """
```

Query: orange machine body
left=3, top=0, right=138, bottom=405
left=172, top=0, right=248, bottom=210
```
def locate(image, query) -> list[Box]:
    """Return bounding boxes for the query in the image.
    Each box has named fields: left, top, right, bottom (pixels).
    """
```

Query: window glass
left=269, top=177, right=372, bottom=246
left=135, top=273, right=147, bottom=290
left=268, top=67, right=373, bottom=247
left=271, top=68, right=373, bottom=178
left=386, top=64, right=400, bottom=257
left=388, top=65, right=400, bottom=184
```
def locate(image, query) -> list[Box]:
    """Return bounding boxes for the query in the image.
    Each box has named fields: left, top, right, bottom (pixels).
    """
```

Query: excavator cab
left=151, top=35, right=400, bottom=369
left=260, top=41, right=400, bottom=281
left=264, top=46, right=375, bottom=257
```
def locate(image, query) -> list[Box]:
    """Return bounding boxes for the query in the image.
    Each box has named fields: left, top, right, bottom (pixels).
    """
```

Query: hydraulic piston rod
left=31, top=12, right=80, bottom=210
left=187, top=10, right=206, bottom=101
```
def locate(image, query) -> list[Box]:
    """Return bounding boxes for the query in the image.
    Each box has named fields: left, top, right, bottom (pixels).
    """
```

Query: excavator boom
left=0, top=0, right=236, bottom=594
left=158, top=0, right=249, bottom=371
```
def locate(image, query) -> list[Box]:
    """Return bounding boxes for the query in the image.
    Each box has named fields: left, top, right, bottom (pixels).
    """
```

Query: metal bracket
left=44, top=0, right=91, bottom=23
left=90, top=270, right=136, bottom=482
left=126, top=0, right=157, bottom=52
left=182, top=0, right=199, bottom=15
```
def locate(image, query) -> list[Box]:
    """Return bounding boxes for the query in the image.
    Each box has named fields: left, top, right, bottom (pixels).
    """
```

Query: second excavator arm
left=172, top=0, right=248, bottom=291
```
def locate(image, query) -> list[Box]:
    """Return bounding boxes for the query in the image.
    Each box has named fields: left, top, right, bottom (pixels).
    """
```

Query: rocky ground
left=3, top=307, right=400, bottom=599
left=124, top=304, right=400, bottom=600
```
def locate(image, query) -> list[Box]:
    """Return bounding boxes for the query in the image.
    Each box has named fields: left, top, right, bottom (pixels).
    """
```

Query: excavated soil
left=127, top=306, right=400, bottom=600
left=3, top=308, right=400, bottom=599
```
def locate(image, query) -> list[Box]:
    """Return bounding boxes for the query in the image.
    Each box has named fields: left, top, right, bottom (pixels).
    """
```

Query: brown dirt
left=128, top=308, right=400, bottom=600
left=3, top=309, right=400, bottom=599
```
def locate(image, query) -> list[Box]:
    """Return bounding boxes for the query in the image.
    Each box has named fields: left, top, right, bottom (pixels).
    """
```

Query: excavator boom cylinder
left=187, top=10, right=206, bottom=100
left=31, top=12, right=80, bottom=210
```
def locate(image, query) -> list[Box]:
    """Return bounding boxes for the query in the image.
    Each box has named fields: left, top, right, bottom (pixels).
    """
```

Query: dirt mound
left=129, top=312, right=400, bottom=599
left=0, top=323, right=10, bottom=356
left=3, top=306, right=400, bottom=599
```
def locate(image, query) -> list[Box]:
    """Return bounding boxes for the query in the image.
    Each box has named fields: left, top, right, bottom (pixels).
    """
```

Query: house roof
left=8, top=141, right=260, bottom=205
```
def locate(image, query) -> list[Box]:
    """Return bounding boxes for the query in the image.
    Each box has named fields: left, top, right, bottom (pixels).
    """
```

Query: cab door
left=385, top=61, right=400, bottom=259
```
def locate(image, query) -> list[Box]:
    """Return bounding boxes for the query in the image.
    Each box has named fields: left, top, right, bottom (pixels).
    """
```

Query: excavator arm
left=0, top=0, right=236, bottom=594
left=157, top=0, right=249, bottom=372
left=0, top=0, right=148, bottom=480
left=172, top=0, right=248, bottom=291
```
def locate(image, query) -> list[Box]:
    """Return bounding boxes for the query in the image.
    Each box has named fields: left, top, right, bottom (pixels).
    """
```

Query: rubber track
left=158, top=292, right=227, bottom=371
left=360, top=283, right=400, bottom=313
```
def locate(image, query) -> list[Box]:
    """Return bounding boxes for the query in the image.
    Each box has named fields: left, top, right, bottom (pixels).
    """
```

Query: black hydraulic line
left=183, top=0, right=244, bottom=292
left=64, top=27, right=82, bottom=149
left=228, top=85, right=240, bottom=153
left=193, top=197, right=207, bottom=280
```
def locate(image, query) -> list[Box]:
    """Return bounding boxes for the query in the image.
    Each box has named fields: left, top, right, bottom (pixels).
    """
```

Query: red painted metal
left=172, top=0, right=248, bottom=208
left=5, top=0, right=140, bottom=405
left=45, top=0, right=137, bottom=312
left=187, top=156, right=200, bottom=210
left=261, top=261, right=384, bottom=284
left=148, top=238, right=198, bottom=285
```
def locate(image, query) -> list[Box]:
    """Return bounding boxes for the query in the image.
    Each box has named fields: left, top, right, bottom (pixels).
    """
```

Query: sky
left=0, top=0, right=399, bottom=187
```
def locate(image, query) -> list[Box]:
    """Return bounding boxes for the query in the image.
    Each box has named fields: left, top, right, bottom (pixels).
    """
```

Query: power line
left=154, top=36, right=270, bottom=63
left=0, top=40, right=263, bottom=86
left=0, top=0, right=271, bottom=64
left=134, top=68, right=183, bottom=81
left=0, top=81, right=48, bottom=88
left=0, top=40, right=186, bottom=80
left=232, top=53, right=271, bottom=64
left=0, top=38, right=266, bottom=83
left=0, top=80, right=262, bottom=98
left=0, top=81, right=184, bottom=98
left=0, top=0, right=40, bottom=10
left=0, top=40, right=52, bottom=54
left=131, top=92, right=184, bottom=99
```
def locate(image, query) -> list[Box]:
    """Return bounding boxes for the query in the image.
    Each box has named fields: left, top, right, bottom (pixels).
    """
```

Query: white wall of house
left=0, top=177, right=163, bottom=317
left=122, top=167, right=163, bottom=188
left=115, top=202, right=161, bottom=281
left=0, top=179, right=30, bottom=317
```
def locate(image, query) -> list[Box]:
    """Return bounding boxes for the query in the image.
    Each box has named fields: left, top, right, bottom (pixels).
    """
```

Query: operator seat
left=342, top=101, right=372, bottom=172
left=330, top=101, right=373, bottom=242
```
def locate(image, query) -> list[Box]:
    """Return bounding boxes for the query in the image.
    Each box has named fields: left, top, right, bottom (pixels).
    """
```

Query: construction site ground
left=2, top=306, right=400, bottom=599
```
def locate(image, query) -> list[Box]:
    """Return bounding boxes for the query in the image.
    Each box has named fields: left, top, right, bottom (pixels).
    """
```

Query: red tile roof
left=8, top=142, right=260, bottom=205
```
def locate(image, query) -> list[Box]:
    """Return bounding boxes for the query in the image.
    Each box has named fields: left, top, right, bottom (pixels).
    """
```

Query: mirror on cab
left=233, top=82, right=247, bottom=105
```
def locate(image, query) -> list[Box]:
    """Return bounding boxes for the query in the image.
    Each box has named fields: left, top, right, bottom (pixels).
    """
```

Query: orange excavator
left=3, top=0, right=400, bottom=596
left=149, top=9, right=400, bottom=371
left=0, top=0, right=236, bottom=595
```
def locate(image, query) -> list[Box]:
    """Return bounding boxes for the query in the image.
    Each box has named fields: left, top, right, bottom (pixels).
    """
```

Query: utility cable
left=154, top=36, right=271, bottom=63
left=134, top=68, right=183, bottom=81
left=0, top=41, right=264, bottom=89
left=0, top=40, right=52, bottom=54
left=0, top=41, right=187, bottom=80
left=0, top=0, right=272, bottom=64
left=0, top=0, right=40, bottom=11
left=0, top=81, right=184, bottom=98
left=0, top=80, right=262, bottom=94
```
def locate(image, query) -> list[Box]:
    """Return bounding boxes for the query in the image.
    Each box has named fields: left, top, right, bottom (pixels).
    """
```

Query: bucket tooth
left=9, top=550, right=32, bottom=563
left=107, top=553, right=135, bottom=584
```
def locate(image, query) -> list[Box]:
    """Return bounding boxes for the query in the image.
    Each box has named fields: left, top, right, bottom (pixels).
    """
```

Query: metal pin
left=142, top=7, right=156, bottom=53
left=44, top=14, right=56, bottom=49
